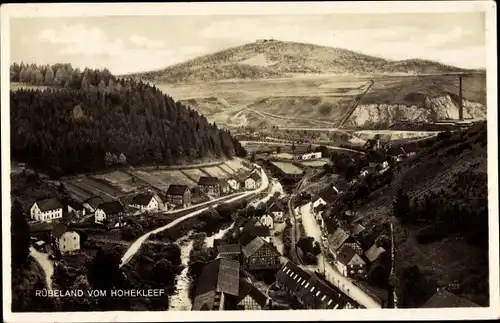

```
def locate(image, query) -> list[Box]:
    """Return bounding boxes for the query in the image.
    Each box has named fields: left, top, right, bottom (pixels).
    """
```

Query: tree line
left=10, top=63, right=247, bottom=178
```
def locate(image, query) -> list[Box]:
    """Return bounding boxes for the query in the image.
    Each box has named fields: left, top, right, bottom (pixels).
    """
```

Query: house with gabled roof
left=311, top=184, right=340, bottom=210
left=227, top=175, right=245, bottom=191
left=365, top=244, right=387, bottom=263
left=51, top=223, right=80, bottom=254
left=244, top=172, right=262, bottom=190
left=275, top=261, right=351, bottom=309
left=94, top=201, right=124, bottom=223
left=241, top=237, right=281, bottom=271
left=191, top=258, right=240, bottom=311
left=259, top=213, right=274, bottom=230
left=129, top=193, right=161, bottom=212
left=165, top=184, right=191, bottom=207
left=83, top=196, right=105, bottom=213
left=236, top=278, right=268, bottom=310
left=30, top=197, right=63, bottom=223
left=67, top=200, right=86, bottom=218
left=268, top=201, right=285, bottom=222
left=328, top=227, right=363, bottom=257
left=239, top=218, right=272, bottom=244
left=334, top=245, right=367, bottom=278
left=198, top=176, right=223, bottom=197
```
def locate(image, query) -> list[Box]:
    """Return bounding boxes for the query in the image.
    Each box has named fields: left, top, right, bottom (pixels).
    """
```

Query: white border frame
left=1, top=2, right=498, bottom=322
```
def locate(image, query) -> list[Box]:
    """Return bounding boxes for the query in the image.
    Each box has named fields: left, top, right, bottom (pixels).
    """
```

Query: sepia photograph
left=1, top=2, right=498, bottom=322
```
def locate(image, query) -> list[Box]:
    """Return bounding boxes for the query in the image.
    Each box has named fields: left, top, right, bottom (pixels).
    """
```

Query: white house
left=129, top=193, right=161, bottom=212
left=334, top=245, right=367, bottom=278
left=30, top=198, right=63, bottom=223
left=259, top=214, right=274, bottom=230
left=52, top=224, right=80, bottom=254
left=300, top=152, right=322, bottom=160
left=245, top=172, right=261, bottom=190
left=227, top=178, right=242, bottom=191
left=268, top=202, right=285, bottom=222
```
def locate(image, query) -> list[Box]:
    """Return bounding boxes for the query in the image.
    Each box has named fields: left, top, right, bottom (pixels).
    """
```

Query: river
left=168, top=223, right=237, bottom=310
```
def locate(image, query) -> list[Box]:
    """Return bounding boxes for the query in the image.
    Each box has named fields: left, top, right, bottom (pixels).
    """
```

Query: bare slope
left=124, top=40, right=468, bottom=84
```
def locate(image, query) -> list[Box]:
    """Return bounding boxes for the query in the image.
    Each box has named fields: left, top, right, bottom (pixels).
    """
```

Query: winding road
left=120, top=165, right=269, bottom=267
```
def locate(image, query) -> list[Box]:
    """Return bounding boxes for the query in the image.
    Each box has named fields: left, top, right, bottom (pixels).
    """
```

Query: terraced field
left=219, top=163, right=237, bottom=175
left=224, top=159, right=252, bottom=173
left=181, top=168, right=207, bottom=183
left=201, top=166, right=231, bottom=179
left=56, top=159, right=253, bottom=204
left=146, top=169, right=197, bottom=188
left=64, top=181, right=93, bottom=203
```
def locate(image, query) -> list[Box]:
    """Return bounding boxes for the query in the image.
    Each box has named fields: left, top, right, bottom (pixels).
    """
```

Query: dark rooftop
left=198, top=176, right=220, bottom=186
left=166, top=184, right=189, bottom=196
left=237, top=278, right=267, bottom=308
left=51, top=223, right=68, bottom=239
left=276, top=261, right=347, bottom=309
left=35, top=198, right=63, bottom=212
left=130, top=193, right=154, bottom=206
left=192, top=258, right=240, bottom=310
left=97, top=201, right=124, bottom=214
left=84, top=196, right=105, bottom=209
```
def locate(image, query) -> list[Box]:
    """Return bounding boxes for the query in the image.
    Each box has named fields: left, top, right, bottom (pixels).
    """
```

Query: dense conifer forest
left=10, top=63, right=246, bottom=178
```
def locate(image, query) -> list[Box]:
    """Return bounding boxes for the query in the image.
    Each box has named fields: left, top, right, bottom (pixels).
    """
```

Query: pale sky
left=10, top=13, right=486, bottom=75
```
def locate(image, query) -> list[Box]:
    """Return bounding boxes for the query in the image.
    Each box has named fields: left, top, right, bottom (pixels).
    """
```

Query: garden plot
left=92, top=171, right=139, bottom=193
left=131, top=170, right=169, bottom=191
left=224, top=159, right=251, bottom=172
left=93, top=170, right=132, bottom=184
left=218, top=163, right=237, bottom=175
left=181, top=168, right=207, bottom=183
left=65, top=181, right=95, bottom=202
left=146, top=170, right=197, bottom=189
left=201, top=166, right=231, bottom=179
left=80, top=178, right=123, bottom=198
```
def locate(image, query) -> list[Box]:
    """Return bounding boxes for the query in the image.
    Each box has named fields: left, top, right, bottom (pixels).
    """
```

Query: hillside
left=9, top=63, right=246, bottom=178
left=336, top=122, right=489, bottom=307
left=124, top=40, right=469, bottom=84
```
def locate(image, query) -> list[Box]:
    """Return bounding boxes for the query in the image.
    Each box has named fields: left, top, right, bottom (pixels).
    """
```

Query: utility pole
left=458, top=76, right=463, bottom=121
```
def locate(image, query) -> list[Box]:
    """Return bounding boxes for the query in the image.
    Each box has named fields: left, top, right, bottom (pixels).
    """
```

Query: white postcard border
left=1, top=1, right=498, bottom=322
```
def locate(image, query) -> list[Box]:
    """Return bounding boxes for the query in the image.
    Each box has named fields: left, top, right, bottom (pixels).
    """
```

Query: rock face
left=347, top=94, right=486, bottom=128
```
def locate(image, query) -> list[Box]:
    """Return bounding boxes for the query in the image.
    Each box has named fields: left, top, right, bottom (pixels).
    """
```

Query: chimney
left=458, top=76, right=463, bottom=121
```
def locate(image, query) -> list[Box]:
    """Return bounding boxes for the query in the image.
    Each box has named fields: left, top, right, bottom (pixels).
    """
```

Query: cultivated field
left=201, top=166, right=232, bottom=179
left=270, top=161, right=304, bottom=175
left=147, top=170, right=197, bottom=188
left=218, top=163, right=237, bottom=175
left=55, top=159, right=252, bottom=204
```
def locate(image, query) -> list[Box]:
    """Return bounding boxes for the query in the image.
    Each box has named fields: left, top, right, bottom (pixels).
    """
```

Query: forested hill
left=9, top=63, right=246, bottom=178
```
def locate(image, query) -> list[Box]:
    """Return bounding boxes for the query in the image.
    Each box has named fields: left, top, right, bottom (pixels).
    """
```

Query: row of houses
left=275, top=261, right=355, bottom=309
left=28, top=170, right=263, bottom=224
left=327, top=225, right=387, bottom=279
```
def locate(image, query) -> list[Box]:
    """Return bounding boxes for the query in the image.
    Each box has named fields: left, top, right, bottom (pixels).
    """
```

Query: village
left=14, top=130, right=475, bottom=312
